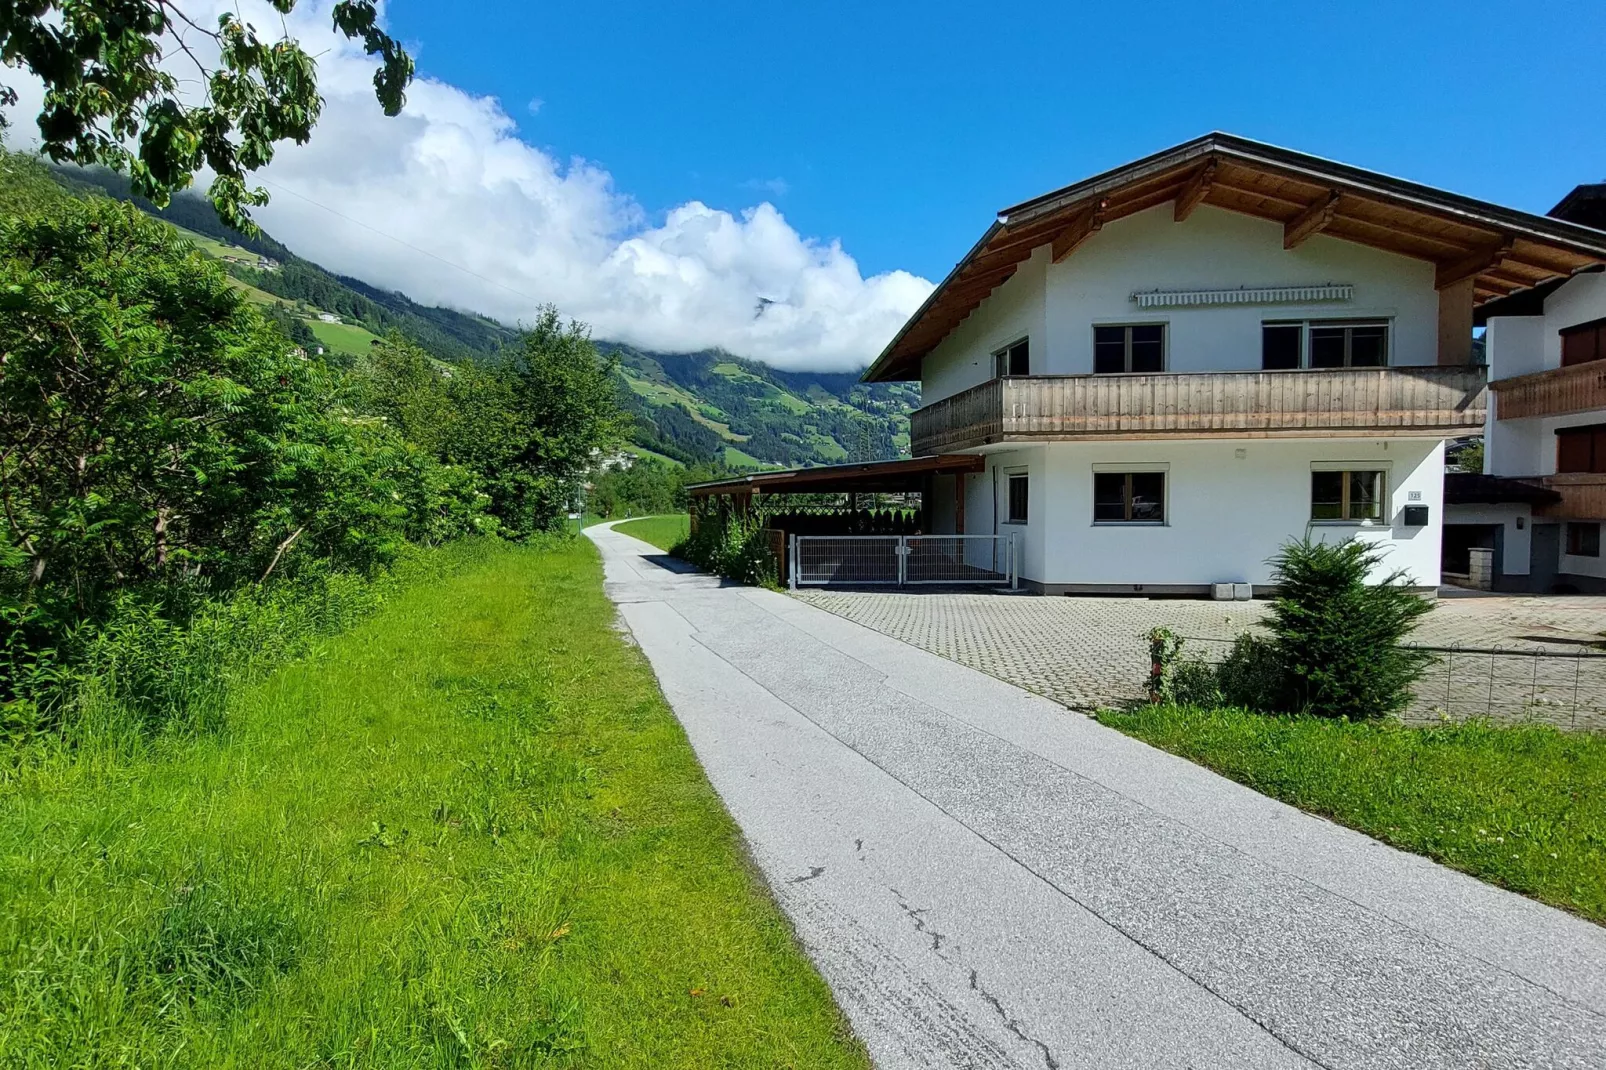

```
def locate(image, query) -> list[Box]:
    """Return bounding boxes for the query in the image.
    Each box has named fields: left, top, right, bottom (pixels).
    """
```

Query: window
left=1568, top=522, right=1602, bottom=558
left=1311, top=469, right=1387, bottom=522
left=1561, top=318, right=1606, bottom=368
left=993, top=338, right=1030, bottom=377
left=1262, top=323, right=1303, bottom=370
left=1093, top=471, right=1166, bottom=523
left=1005, top=473, right=1029, bottom=524
left=1556, top=424, right=1606, bottom=474
left=1094, top=324, right=1165, bottom=374
left=1264, top=319, right=1389, bottom=368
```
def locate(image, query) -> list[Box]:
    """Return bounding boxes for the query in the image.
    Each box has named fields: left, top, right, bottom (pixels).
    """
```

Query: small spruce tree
left=1267, top=538, right=1434, bottom=719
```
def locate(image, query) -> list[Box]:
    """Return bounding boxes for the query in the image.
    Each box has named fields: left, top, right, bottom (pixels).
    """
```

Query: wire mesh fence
left=1172, top=634, right=1606, bottom=731
left=905, top=535, right=1013, bottom=585
left=791, top=534, right=1017, bottom=588
left=792, top=536, right=903, bottom=586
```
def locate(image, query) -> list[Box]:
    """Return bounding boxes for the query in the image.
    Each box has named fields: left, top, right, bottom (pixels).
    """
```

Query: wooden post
left=1438, top=277, right=1475, bottom=365
left=955, top=473, right=966, bottom=534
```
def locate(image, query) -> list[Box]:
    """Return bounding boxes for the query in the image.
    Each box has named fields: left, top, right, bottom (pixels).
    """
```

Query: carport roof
left=686, top=454, right=984, bottom=497
left=1444, top=472, right=1563, bottom=506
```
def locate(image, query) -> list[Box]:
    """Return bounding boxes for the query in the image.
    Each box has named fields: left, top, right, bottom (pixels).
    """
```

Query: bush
left=1268, top=538, right=1433, bottom=719
left=1144, top=538, right=1433, bottom=720
left=671, top=514, right=777, bottom=587
left=1213, top=633, right=1289, bottom=712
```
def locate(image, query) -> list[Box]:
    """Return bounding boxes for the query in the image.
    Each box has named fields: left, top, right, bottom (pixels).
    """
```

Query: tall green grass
left=1098, top=705, right=1606, bottom=923
left=0, top=539, right=867, bottom=1067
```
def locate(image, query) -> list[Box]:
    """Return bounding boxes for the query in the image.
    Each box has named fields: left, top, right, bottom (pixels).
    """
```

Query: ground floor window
left=1094, top=471, right=1165, bottom=523
left=1568, top=522, right=1601, bottom=558
left=1005, top=472, right=1029, bottom=524
left=1311, top=469, right=1386, bottom=521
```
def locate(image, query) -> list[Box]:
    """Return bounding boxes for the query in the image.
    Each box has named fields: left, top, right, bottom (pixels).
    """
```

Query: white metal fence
left=790, top=534, right=1017, bottom=589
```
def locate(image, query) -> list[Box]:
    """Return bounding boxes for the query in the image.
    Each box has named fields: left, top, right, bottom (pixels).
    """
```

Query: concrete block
left=1233, top=583, right=1253, bottom=601
left=1210, top=583, right=1236, bottom=601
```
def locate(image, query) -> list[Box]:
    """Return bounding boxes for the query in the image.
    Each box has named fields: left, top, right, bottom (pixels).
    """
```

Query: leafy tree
left=0, top=1, right=413, bottom=228
left=351, top=318, right=626, bottom=536
left=0, top=197, right=484, bottom=696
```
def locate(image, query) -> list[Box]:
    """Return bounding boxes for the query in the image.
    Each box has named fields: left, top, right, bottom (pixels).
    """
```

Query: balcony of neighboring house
left=1531, top=473, right=1606, bottom=521
left=1488, top=359, right=1606, bottom=421
left=909, top=366, right=1489, bottom=455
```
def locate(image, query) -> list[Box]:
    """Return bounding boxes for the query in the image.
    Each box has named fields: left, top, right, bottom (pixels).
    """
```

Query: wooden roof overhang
left=686, top=454, right=985, bottom=497
left=864, top=133, right=1606, bottom=382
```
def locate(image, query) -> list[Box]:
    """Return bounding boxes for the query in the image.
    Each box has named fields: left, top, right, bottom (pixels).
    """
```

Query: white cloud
left=3, top=2, right=931, bottom=372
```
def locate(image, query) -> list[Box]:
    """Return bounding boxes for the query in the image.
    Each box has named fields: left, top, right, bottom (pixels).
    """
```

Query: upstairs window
left=993, top=338, right=1030, bottom=377
left=1093, top=471, right=1166, bottom=523
left=1561, top=318, right=1606, bottom=368
left=1311, top=469, right=1386, bottom=522
left=1556, top=424, right=1606, bottom=474
left=1263, top=319, right=1389, bottom=369
left=1094, top=324, right=1165, bottom=373
left=1262, top=323, right=1303, bottom=370
left=1005, top=473, right=1029, bottom=524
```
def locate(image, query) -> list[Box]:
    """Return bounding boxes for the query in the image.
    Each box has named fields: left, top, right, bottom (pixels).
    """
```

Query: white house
left=1444, top=183, right=1606, bottom=593
left=860, top=134, right=1606, bottom=595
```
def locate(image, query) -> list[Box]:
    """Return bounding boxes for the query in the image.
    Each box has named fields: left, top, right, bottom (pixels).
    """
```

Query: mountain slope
left=604, top=344, right=918, bottom=468
left=48, top=163, right=918, bottom=468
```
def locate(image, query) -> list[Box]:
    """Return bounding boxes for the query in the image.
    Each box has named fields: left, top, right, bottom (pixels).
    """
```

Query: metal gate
left=789, top=534, right=1017, bottom=589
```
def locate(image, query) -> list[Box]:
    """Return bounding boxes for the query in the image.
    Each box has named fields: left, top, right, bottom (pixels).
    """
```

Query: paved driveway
left=794, top=589, right=1606, bottom=730
left=590, top=522, right=1606, bottom=1070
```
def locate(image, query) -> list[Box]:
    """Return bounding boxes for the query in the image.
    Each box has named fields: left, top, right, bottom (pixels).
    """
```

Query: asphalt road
left=590, top=522, right=1606, bottom=1070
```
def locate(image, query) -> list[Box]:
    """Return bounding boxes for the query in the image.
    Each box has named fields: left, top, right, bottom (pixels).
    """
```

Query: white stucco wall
left=918, top=202, right=1443, bottom=403
left=932, top=438, right=1443, bottom=589
left=1485, top=271, right=1606, bottom=479
left=1043, top=204, right=1440, bottom=374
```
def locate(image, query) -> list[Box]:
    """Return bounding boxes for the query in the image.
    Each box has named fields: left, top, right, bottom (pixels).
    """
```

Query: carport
left=686, top=455, right=1019, bottom=587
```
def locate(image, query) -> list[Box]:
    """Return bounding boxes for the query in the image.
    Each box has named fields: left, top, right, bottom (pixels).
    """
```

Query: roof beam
left=1284, top=191, right=1341, bottom=249
left=1051, top=201, right=1106, bottom=263
left=1436, top=240, right=1514, bottom=290
left=1173, top=161, right=1218, bottom=222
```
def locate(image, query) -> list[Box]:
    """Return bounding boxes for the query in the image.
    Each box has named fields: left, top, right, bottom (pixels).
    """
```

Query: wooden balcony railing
left=1534, top=474, right=1606, bottom=521
left=910, top=366, right=1488, bottom=454
left=1489, top=360, right=1606, bottom=421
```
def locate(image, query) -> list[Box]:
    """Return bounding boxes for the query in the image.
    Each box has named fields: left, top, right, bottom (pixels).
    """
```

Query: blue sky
left=389, top=0, right=1606, bottom=283
left=13, top=1, right=1586, bottom=367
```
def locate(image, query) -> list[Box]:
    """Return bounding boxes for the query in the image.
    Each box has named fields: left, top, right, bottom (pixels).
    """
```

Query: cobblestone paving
left=793, top=589, right=1606, bottom=730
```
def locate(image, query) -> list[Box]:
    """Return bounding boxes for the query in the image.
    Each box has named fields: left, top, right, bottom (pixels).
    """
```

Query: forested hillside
left=607, top=344, right=919, bottom=468
left=49, top=165, right=919, bottom=469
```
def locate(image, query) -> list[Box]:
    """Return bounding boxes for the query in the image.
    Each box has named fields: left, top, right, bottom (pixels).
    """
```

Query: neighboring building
left=1446, top=184, right=1606, bottom=592
left=861, top=134, right=1606, bottom=595
left=317, top=312, right=341, bottom=324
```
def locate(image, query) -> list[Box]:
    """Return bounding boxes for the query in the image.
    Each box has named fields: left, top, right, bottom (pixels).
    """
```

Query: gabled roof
left=864, top=133, right=1606, bottom=382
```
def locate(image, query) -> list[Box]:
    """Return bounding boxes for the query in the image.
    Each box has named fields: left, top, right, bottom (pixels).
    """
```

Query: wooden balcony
left=1489, top=360, right=1606, bottom=421
left=1534, top=474, right=1606, bottom=521
left=910, top=367, right=1488, bottom=454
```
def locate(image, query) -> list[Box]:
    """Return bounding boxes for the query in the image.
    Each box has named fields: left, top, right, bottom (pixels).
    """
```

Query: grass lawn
left=1096, top=705, right=1606, bottom=923
left=611, top=514, right=690, bottom=552
left=308, top=318, right=383, bottom=359
left=0, top=539, right=867, bottom=1068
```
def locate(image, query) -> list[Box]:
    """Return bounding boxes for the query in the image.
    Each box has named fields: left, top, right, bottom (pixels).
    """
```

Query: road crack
left=970, top=968, right=1061, bottom=1070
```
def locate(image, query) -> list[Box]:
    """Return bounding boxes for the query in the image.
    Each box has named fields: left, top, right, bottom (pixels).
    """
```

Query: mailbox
left=1403, top=505, right=1430, bottom=527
